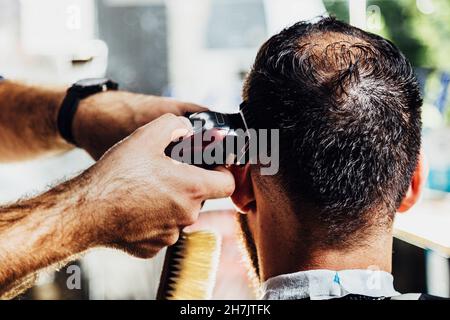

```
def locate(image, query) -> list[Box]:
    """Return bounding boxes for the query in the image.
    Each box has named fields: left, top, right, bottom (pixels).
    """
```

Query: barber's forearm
left=0, top=173, right=93, bottom=294
left=0, top=81, right=72, bottom=161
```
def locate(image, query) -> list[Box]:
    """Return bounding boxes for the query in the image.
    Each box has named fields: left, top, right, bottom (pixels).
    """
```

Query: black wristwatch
left=57, top=78, right=119, bottom=145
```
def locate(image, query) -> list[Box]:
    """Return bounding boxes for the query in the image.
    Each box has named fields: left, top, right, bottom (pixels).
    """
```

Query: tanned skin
left=232, top=158, right=425, bottom=285
left=0, top=81, right=69, bottom=161
left=0, top=81, right=235, bottom=297
left=0, top=80, right=210, bottom=160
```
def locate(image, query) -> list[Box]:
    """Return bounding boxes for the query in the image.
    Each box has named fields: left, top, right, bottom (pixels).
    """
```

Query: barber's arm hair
left=0, top=172, right=92, bottom=299
left=0, top=81, right=72, bottom=162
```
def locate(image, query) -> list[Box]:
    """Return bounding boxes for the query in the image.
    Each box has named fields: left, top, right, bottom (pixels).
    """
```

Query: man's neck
left=256, top=211, right=394, bottom=281
left=260, top=239, right=393, bottom=282
left=296, top=238, right=393, bottom=273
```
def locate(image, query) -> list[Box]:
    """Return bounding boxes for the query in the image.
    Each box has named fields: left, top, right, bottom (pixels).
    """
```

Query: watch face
left=75, top=78, right=109, bottom=87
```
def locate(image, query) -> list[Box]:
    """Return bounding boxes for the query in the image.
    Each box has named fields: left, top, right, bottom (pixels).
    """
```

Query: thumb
left=138, top=114, right=193, bottom=152
left=188, top=166, right=236, bottom=200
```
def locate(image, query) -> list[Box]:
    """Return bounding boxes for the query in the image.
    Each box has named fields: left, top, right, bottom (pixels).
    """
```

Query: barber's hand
left=82, top=113, right=235, bottom=258
left=72, top=91, right=205, bottom=160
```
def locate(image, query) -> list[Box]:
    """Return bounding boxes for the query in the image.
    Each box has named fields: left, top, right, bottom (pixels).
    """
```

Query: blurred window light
left=19, top=0, right=96, bottom=56
left=416, top=0, right=435, bottom=15
left=103, top=0, right=164, bottom=5
left=366, top=5, right=382, bottom=32
left=206, top=0, right=267, bottom=49
left=349, top=0, right=366, bottom=29
left=263, top=0, right=327, bottom=36
left=66, top=4, right=82, bottom=30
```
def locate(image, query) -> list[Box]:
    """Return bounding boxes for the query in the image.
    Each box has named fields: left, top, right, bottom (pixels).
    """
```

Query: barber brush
left=156, top=231, right=221, bottom=300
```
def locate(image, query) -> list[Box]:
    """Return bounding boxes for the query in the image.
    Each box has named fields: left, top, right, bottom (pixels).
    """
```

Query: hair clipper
left=165, top=104, right=253, bottom=169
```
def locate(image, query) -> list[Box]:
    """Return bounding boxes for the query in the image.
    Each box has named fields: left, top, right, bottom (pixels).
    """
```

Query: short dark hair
left=244, top=17, right=422, bottom=247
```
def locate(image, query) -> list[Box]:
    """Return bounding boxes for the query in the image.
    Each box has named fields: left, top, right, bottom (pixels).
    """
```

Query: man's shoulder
left=296, top=293, right=450, bottom=300
left=390, top=293, right=449, bottom=300
left=417, top=293, right=450, bottom=300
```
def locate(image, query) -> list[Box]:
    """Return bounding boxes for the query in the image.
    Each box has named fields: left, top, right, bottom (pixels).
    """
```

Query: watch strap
left=57, top=87, right=81, bottom=145
left=57, top=79, right=118, bottom=145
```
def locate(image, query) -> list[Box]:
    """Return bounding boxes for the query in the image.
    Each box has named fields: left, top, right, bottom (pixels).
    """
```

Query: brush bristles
left=163, top=231, right=221, bottom=300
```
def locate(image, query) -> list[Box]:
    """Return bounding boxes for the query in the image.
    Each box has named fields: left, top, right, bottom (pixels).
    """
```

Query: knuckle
left=183, top=210, right=198, bottom=226
left=173, top=198, right=198, bottom=226
left=186, top=183, right=206, bottom=201
left=165, top=231, right=180, bottom=246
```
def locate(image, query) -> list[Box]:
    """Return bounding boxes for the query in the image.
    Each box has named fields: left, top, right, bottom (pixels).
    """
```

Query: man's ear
left=230, top=164, right=256, bottom=214
left=398, top=151, right=428, bottom=213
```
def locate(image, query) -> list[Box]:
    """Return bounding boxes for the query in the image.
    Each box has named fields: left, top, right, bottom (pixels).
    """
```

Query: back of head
left=244, top=17, right=422, bottom=248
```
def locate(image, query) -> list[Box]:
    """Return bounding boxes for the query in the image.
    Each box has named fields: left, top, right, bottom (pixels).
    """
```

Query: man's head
left=231, top=18, right=425, bottom=282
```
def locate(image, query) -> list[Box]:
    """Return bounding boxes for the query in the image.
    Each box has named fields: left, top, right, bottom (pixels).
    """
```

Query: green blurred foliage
left=323, top=0, right=349, bottom=23
left=323, top=0, right=450, bottom=124
left=324, top=0, right=449, bottom=69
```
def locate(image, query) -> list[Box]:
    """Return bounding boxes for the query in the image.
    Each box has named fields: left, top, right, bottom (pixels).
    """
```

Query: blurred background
left=0, top=0, right=449, bottom=299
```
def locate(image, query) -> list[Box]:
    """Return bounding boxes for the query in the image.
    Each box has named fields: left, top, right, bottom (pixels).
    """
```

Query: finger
left=178, top=102, right=208, bottom=115
left=189, top=166, right=236, bottom=199
left=150, top=97, right=207, bottom=116
left=139, top=114, right=193, bottom=152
